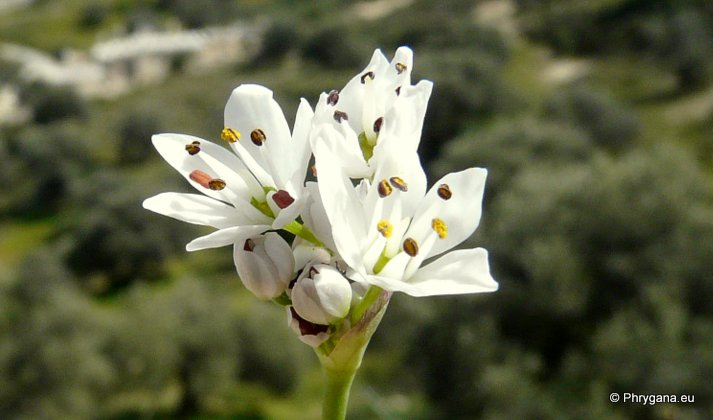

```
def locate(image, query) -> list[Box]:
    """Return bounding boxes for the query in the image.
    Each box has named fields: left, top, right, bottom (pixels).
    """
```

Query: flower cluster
left=143, top=47, right=498, bottom=349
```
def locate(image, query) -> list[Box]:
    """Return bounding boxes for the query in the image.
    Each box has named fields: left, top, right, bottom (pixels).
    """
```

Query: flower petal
left=151, top=133, right=256, bottom=204
left=369, top=248, right=497, bottom=296
left=185, top=225, right=268, bottom=251
left=143, top=192, right=244, bottom=229
left=224, top=84, right=292, bottom=187
left=406, top=168, right=488, bottom=259
left=313, top=125, right=368, bottom=272
left=287, top=98, right=314, bottom=193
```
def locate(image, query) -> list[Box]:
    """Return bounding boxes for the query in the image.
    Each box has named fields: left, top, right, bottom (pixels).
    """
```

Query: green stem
left=350, top=285, right=383, bottom=325
left=283, top=220, right=324, bottom=247
left=322, top=365, right=358, bottom=420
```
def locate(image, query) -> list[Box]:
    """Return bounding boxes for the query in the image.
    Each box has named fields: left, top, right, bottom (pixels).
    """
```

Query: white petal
left=143, top=192, right=244, bottom=229
left=185, top=225, right=268, bottom=251
left=337, top=49, right=390, bottom=134
left=313, top=126, right=368, bottom=272
left=151, top=133, right=254, bottom=204
left=224, top=84, right=292, bottom=187
left=406, top=168, right=488, bottom=259
left=301, top=182, right=337, bottom=252
left=370, top=248, right=498, bottom=297
left=263, top=232, right=295, bottom=284
left=372, top=80, right=433, bottom=156
left=288, top=98, right=314, bottom=190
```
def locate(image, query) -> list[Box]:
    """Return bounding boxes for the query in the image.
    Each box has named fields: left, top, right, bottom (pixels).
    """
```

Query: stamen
left=437, top=183, right=452, bottom=200
left=389, top=176, right=408, bottom=192
left=395, top=86, right=402, bottom=96
left=373, top=117, right=384, bottom=133
left=403, top=238, right=419, bottom=257
left=243, top=238, right=255, bottom=252
left=327, top=90, right=339, bottom=106
left=333, top=110, right=348, bottom=123
left=395, top=62, right=407, bottom=74
left=431, top=218, right=448, bottom=239
left=272, top=189, right=295, bottom=209
left=250, top=128, right=266, bottom=146
left=378, top=179, right=393, bottom=198
left=190, top=170, right=225, bottom=190
left=377, top=220, right=393, bottom=238
left=185, top=140, right=201, bottom=155
left=221, top=127, right=240, bottom=143
left=360, top=71, right=375, bottom=84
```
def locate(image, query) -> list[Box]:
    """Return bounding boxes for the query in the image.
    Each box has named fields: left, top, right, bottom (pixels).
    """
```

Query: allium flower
left=312, top=116, right=498, bottom=297
left=143, top=84, right=317, bottom=298
left=311, top=47, right=433, bottom=177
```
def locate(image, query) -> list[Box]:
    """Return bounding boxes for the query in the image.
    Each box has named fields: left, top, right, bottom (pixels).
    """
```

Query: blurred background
left=0, top=0, right=712, bottom=418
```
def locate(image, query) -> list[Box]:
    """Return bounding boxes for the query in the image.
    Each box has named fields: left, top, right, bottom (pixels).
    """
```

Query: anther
left=378, top=179, right=393, bottom=198
left=250, top=128, right=266, bottom=146
left=221, top=127, right=240, bottom=143
left=403, top=238, right=419, bottom=257
left=437, top=183, right=452, bottom=200
left=333, top=110, right=348, bottom=123
left=327, top=90, right=339, bottom=106
left=243, top=238, right=255, bottom=252
left=389, top=176, right=408, bottom=192
left=431, top=218, right=448, bottom=239
left=360, top=71, right=375, bottom=84
left=377, top=220, right=393, bottom=238
left=395, top=86, right=402, bottom=96
left=272, top=189, right=295, bottom=209
left=189, top=170, right=225, bottom=190
left=395, top=62, right=407, bottom=74
left=373, top=117, right=384, bottom=133
left=185, top=140, right=201, bottom=155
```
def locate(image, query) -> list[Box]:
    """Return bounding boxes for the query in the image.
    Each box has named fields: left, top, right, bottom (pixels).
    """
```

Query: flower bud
left=233, top=232, right=294, bottom=299
left=291, top=264, right=352, bottom=325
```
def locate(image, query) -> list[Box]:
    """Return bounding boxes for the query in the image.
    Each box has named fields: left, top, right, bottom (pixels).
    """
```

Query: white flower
left=143, top=84, right=314, bottom=252
left=291, top=264, right=353, bottom=325
left=233, top=232, right=295, bottom=299
left=311, top=47, right=433, bottom=178
left=312, top=124, right=498, bottom=297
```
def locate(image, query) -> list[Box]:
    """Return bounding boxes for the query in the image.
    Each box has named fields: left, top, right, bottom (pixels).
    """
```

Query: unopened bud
left=233, top=233, right=294, bottom=299
left=291, top=264, right=352, bottom=325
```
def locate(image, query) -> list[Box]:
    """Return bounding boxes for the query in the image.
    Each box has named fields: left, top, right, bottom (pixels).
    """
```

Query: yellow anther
left=395, top=62, right=407, bottom=74
left=221, top=127, right=240, bottom=143
left=378, top=179, right=393, bottom=198
left=377, top=220, right=393, bottom=238
left=403, top=238, right=419, bottom=257
left=431, top=218, right=447, bottom=239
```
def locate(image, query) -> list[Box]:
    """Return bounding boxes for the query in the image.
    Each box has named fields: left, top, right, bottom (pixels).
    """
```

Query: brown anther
left=327, top=90, right=339, bottom=106
left=395, top=86, right=402, bottom=96
left=403, top=238, right=419, bottom=257
left=208, top=179, right=226, bottom=190
left=395, top=62, right=407, bottom=74
left=243, top=238, right=255, bottom=252
left=221, top=127, right=240, bottom=143
left=378, top=179, right=393, bottom=198
left=389, top=176, right=408, bottom=192
left=373, top=117, right=384, bottom=133
left=185, top=140, right=201, bottom=155
left=250, top=128, right=266, bottom=146
left=333, top=110, right=348, bottom=123
left=272, top=189, right=295, bottom=209
left=431, top=218, right=448, bottom=239
left=360, top=71, right=375, bottom=84
left=437, top=183, right=452, bottom=200
left=377, top=220, right=393, bottom=238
